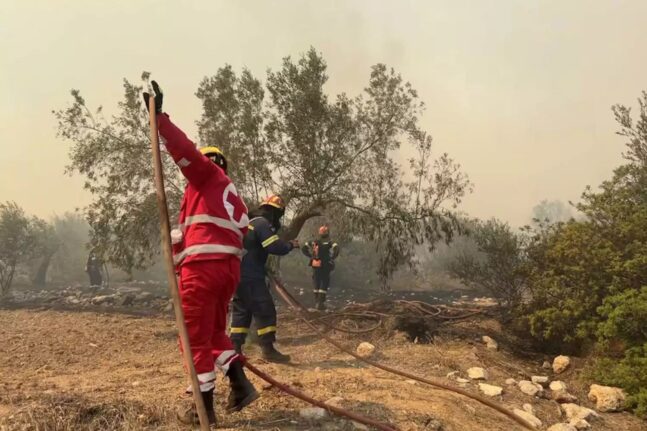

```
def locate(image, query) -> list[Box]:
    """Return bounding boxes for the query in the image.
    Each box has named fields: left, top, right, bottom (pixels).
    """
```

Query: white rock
left=482, top=335, right=498, bottom=350
left=549, top=381, right=567, bottom=392
left=553, top=355, right=571, bottom=374
left=569, top=419, right=591, bottom=430
left=531, top=375, right=549, bottom=386
left=542, top=360, right=552, bottom=370
left=300, top=407, right=328, bottom=420
left=356, top=342, right=376, bottom=358
left=587, top=384, right=626, bottom=412
left=505, top=378, right=517, bottom=385
left=547, top=424, right=577, bottom=431
left=467, top=367, right=488, bottom=380
left=326, top=396, right=345, bottom=408
left=561, top=404, right=599, bottom=422
left=478, top=383, right=503, bottom=396
left=513, top=409, right=542, bottom=429
left=456, top=377, right=469, bottom=384
left=522, top=403, right=535, bottom=415
left=352, top=422, right=369, bottom=431
left=518, top=380, right=543, bottom=397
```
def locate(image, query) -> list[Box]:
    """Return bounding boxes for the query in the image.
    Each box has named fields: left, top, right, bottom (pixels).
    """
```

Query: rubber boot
left=261, top=342, right=291, bottom=363
left=232, top=339, right=243, bottom=355
left=176, top=388, right=217, bottom=427
left=226, top=360, right=259, bottom=412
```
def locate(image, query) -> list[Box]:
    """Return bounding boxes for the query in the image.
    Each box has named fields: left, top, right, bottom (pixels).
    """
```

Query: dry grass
left=1, top=309, right=645, bottom=431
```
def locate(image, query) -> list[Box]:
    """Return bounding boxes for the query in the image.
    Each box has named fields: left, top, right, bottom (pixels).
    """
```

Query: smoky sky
left=1, top=0, right=646, bottom=226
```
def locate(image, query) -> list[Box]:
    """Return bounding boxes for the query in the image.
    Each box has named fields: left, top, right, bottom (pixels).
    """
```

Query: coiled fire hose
left=269, top=276, right=537, bottom=431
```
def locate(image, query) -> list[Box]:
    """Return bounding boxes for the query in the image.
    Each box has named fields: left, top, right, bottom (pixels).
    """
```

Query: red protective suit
left=158, top=114, right=248, bottom=391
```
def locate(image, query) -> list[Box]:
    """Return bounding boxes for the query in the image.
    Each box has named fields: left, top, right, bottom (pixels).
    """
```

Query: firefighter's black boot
left=261, top=342, right=291, bottom=363
left=225, top=360, right=259, bottom=412
left=176, top=388, right=217, bottom=427
left=232, top=339, right=243, bottom=355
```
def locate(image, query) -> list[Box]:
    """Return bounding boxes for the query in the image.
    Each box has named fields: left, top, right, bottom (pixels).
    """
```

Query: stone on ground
left=513, top=408, right=542, bottom=429
left=560, top=403, right=599, bottom=422
left=531, top=375, right=549, bottom=386
left=300, top=407, right=328, bottom=420
left=505, top=378, right=517, bottom=385
left=549, top=381, right=567, bottom=392
left=553, top=355, right=571, bottom=374
left=518, top=380, right=543, bottom=396
left=467, top=367, right=488, bottom=380
left=569, top=419, right=591, bottom=430
left=587, top=384, right=626, bottom=412
left=542, top=360, right=552, bottom=369
left=482, top=335, right=498, bottom=350
left=356, top=342, right=376, bottom=358
left=478, top=383, right=503, bottom=396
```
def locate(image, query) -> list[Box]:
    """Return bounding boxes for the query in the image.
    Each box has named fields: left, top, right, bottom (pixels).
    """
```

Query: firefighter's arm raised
left=144, top=80, right=223, bottom=188
left=157, top=114, right=222, bottom=188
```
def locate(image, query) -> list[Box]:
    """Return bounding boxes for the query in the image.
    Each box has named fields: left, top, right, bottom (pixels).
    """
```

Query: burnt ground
left=1, top=289, right=645, bottom=431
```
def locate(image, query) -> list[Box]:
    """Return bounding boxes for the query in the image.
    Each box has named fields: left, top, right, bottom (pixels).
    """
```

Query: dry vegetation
left=1, top=308, right=645, bottom=431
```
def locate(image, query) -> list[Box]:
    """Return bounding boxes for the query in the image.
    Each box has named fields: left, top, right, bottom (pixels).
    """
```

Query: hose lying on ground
left=270, top=276, right=537, bottom=431
left=243, top=360, right=399, bottom=431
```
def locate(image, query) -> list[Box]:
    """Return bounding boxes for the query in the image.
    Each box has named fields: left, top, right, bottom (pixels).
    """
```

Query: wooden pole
left=148, top=98, right=211, bottom=430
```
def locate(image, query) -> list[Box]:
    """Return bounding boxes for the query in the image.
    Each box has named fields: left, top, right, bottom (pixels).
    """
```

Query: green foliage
left=58, top=49, right=471, bottom=285
left=448, top=218, right=527, bottom=307
left=592, top=344, right=647, bottom=418
left=0, top=202, right=42, bottom=295
left=197, top=48, right=471, bottom=287
left=54, top=73, right=182, bottom=274
left=597, top=287, right=647, bottom=347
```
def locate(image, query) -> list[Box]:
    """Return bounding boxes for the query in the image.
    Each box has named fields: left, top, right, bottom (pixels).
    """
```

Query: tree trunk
left=33, top=252, right=55, bottom=288
left=281, top=206, right=322, bottom=240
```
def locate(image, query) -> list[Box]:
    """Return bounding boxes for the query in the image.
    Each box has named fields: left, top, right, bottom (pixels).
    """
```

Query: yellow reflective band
left=248, top=225, right=254, bottom=230
left=230, top=327, right=249, bottom=334
left=257, top=325, right=277, bottom=336
left=262, top=235, right=279, bottom=248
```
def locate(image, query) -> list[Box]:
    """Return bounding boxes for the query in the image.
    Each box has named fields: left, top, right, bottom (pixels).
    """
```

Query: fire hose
left=269, top=276, right=537, bottom=431
left=243, top=361, right=399, bottom=431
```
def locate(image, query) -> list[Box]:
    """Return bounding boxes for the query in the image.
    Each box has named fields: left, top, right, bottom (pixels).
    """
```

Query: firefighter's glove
left=142, top=80, right=164, bottom=114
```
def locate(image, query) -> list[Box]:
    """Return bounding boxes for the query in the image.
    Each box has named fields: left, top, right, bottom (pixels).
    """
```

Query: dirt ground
left=0, top=307, right=645, bottom=431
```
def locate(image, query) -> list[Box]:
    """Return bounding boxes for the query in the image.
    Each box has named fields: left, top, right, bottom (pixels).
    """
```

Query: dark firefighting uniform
left=86, top=252, right=102, bottom=287
left=302, top=239, right=339, bottom=304
left=230, top=215, right=294, bottom=345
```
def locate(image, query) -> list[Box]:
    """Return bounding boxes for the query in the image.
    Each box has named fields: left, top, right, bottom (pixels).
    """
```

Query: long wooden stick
left=148, top=98, right=210, bottom=430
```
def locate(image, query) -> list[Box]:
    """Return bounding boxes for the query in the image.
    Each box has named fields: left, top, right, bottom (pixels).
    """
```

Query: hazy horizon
left=2, top=0, right=646, bottom=227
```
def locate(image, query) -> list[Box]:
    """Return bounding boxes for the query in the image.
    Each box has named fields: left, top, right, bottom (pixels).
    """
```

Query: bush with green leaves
left=448, top=218, right=528, bottom=308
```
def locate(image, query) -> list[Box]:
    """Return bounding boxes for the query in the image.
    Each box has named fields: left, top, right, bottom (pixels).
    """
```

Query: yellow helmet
left=199, top=146, right=227, bottom=173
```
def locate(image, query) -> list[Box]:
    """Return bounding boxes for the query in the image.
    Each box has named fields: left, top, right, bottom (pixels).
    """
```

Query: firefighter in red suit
left=143, top=81, right=258, bottom=426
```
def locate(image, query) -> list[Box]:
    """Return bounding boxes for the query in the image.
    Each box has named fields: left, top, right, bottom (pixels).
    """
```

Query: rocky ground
left=0, top=287, right=644, bottom=431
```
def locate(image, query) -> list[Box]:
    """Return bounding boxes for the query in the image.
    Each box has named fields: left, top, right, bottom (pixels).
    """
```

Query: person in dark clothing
left=301, top=225, right=339, bottom=310
left=230, top=195, right=299, bottom=363
left=85, top=251, right=103, bottom=289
